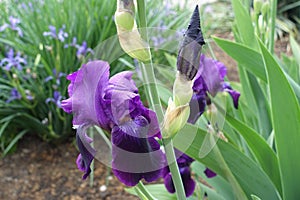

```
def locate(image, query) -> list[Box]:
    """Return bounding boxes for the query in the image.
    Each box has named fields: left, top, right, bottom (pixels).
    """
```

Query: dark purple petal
left=111, top=115, right=164, bottom=186
left=174, top=150, right=194, bottom=166
left=223, top=82, right=240, bottom=109
left=188, top=92, right=206, bottom=124
left=204, top=167, right=217, bottom=178
left=164, top=172, right=175, bottom=194
left=163, top=167, right=196, bottom=197
left=76, top=126, right=96, bottom=180
left=181, top=167, right=196, bottom=197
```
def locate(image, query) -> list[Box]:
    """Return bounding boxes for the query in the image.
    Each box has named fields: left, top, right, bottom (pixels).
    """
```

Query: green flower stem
left=137, top=1, right=186, bottom=199
left=137, top=181, right=158, bottom=200
left=89, top=128, right=94, bottom=187
left=163, top=138, right=187, bottom=200
left=269, top=0, right=277, bottom=53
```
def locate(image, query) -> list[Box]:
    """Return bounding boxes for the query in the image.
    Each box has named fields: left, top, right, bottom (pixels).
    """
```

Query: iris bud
left=163, top=98, right=190, bottom=138
left=261, top=2, right=270, bottom=16
left=173, top=72, right=193, bottom=107
left=115, top=0, right=151, bottom=61
left=177, top=5, right=205, bottom=81
left=115, top=11, right=134, bottom=31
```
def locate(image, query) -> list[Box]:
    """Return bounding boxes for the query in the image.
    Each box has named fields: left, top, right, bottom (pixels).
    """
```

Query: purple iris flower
left=163, top=149, right=195, bottom=197
left=64, top=37, right=77, bottom=48
left=44, top=69, right=66, bottom=85
left=46, top=91, right=62, bottom=108
left=43, top=25, right=68, bottom=42
left=75, top=41, right=94, bottom=58
left=188, top=54, right=241, bottom=124
left=0, top=16, right=23, bottom=37
left=6, top=88, right=22, bottom=103
left=0, top=48, right=27, bottom=71
left=61, top=61, right=164, bottom=185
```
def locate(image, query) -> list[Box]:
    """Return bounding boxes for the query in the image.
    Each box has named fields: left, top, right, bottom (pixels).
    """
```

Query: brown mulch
left=0, top=135, right=138, bottom=200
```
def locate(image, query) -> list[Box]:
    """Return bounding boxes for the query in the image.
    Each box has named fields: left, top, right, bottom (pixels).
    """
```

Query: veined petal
left=61, top=61, right=111, bottom=129
left=104, top=71, right=139, bottom=125
left=199, top=54, right=225, bottom=96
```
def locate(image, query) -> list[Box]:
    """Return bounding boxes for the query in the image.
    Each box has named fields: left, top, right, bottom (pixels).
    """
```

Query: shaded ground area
left=0, top=135, right=138, bottom=200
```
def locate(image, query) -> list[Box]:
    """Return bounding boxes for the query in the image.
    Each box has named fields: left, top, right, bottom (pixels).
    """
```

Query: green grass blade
left=2, top=130, right=28, bottom=156
left=259, top=39, right=300, bottom=200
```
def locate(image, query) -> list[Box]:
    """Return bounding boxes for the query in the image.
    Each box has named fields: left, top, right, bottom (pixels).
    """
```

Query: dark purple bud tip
left=177, top=5, right=205, bottom=81
left=186, top=5, right=205, bottom=46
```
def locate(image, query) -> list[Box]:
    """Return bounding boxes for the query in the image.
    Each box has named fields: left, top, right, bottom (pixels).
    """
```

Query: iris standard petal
left=104, top=71, right=139, bottom=125
left=199, top=54, right=224, bottom=96
left=61, top=61, right=110, bottom=129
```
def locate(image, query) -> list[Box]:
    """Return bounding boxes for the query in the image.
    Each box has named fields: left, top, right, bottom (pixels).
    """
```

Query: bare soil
left=0, top=135, right=138, bottom=200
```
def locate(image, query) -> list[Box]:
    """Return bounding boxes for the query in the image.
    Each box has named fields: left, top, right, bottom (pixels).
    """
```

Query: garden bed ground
left=0, top=33, right=291, bottom=200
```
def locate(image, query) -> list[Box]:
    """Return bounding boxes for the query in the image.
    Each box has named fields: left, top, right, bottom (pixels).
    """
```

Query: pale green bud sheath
left=115, top=0, right=135, bottom=30
left=261, top=2, right=270, bottom=16
left=253, top=0, right=263, bottom=15
left=115, top=0, right=151, bottom=61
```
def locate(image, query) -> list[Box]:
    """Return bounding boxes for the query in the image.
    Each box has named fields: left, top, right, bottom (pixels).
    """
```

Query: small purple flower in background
left=64, top=37, right=77, bottom=48
left=6, top=88, right=22, bottom=103
left=163, top=149, right=195, bottom=197
left=43, top=25, right=56, bottom=38
left=75, top=41, right=94, bottom=58
left=43, top=25, right=68, bottom=42
left=44, top=69, right=66, bottom=85
left=0, top=48, right=27, bottom=71
left=64, top=38, right=94, bottom=58
left=61, top=61, right=164, bottom=185
left=46, top=91, right=62, bottom=108
left=0, top=16, right=23, bottom=37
